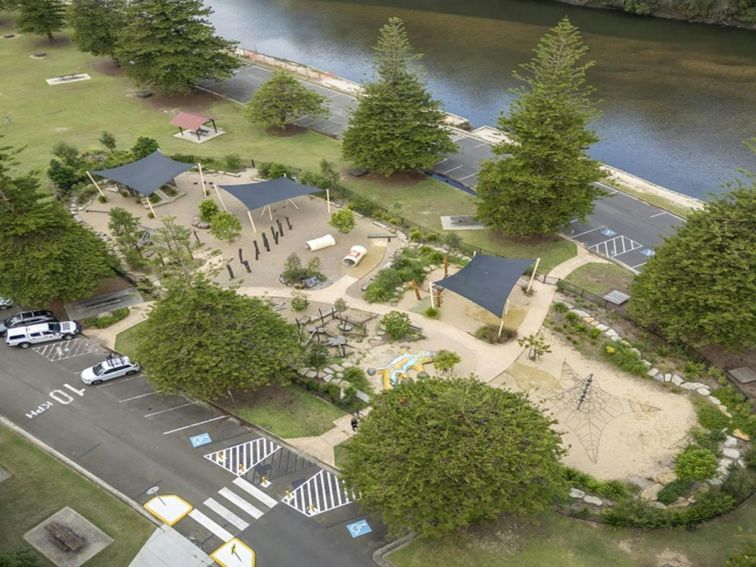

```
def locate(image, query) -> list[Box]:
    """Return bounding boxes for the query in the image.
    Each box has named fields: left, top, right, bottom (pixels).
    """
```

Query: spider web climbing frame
left=541, top=362, right=660, bottom=463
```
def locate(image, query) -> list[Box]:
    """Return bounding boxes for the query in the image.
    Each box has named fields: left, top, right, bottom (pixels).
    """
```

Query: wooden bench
left=45, top=521, right=85, bottom=552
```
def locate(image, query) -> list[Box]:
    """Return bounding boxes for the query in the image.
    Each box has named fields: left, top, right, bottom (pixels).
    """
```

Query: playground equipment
left=343, top=245, right=367, bottom=267
left=378, top=351, right=435, bottom=390
left=305, top=234, right=336, bottom=251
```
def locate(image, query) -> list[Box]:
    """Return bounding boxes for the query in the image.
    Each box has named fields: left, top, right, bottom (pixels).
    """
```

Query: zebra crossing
left=283, top=469, right=356, bottom=517
left=33, top=338, right=104, bottom=361
left=204, top=438, right=281, bottom=476
left=181, top=477, right=277, bottom=543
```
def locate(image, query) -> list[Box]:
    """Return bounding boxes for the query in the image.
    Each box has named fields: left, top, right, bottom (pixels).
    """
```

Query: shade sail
left=170, top=111, right=213, bottom=131
left=93, top=150, right=194, bottom=196
left=434, top=255, right=533, bottom=318
left=218, top=177, right=320, bottom=211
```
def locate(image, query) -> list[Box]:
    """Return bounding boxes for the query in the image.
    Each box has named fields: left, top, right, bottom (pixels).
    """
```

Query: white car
left=0, top=297, right=12, bottom=310
left=5, top=321, right=80, bottom=348
left=81, top=356, right=141, bottom=385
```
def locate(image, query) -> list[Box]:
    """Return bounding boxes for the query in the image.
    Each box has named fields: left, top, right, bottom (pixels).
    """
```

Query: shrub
left=409, top=229, right=424, bottom=242
left=329, top=208, right=355, bottom=233
left=588, top=327, right=602, bottom=339
left=684, top=360, right=707, bottom=379
left=594, top=479, right=630, bottom=501
left=97, top=195, right=108, bottom=203
left=382, top=311, right=412, bottom=340
left=282, top=254, right=324, bottom=285
left=433, top=349, right=461, bottom=374
left=334, top=298, right=348, bottom=313
left=343, top=367, right=371, bottom=392
left=82, top=307, right=130, bottom=329
left=290, top=293, right=309, bottom=312
left=675, top=446, right=718, bottom=481
left=696, top=402, right=731, bottom=432
left=131, top=136, right=159, bottom=160
left=424, top=306, right=439, bottom=319
left=601, top=340, right=647, bottom=376
left=721, top=466, right=756, bottom=501
left=306, top=344, right=328, bottom=370
left=553, top=302, right=569, bottom=314
left=224, top=154, right=243, bottom=171
left=209, top=211, right=242, bottom=242
left=258, top=161, right=296, bottom=179
left=198, top=199, right=220, bottom=222
left=474, top=325, right=517, bottom=344
left=604, top=498, right=670, bottom=528
left=348, top=195, right=380, bottom=216
left=656, top=479, right=692, bottom=505
left=364, top=268, right=403, bottom=303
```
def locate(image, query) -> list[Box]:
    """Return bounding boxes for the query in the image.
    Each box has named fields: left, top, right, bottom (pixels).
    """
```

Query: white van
left=5, top=321, right=81, bottom=348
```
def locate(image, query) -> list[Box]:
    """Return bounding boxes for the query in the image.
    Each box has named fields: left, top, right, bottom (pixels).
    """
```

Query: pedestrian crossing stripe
left=204, top=438, right=281, bottom=477
left=282, top=470, right=356, bottom=517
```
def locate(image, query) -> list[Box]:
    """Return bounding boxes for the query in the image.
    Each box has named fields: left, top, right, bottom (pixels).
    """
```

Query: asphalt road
left=0, top=329, right=384, bottom=566
left=203, top=64, right=685, bottom=272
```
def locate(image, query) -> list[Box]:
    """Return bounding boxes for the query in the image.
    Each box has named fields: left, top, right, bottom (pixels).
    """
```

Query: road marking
left=144, top=402, right=195, bottom=417
left=649, top=211, right=668, bottom=218
left=233, top=477, right=278, bottom=509
left=457, top=173, right=478, bottom=181
left=571, top=225, right=606, bottom=238
left=218, top=487, right=264, bottom=519
left=282, top=469, right=355, bottom=517
left=205, top=438, right=281, bottom=476
left=187, top=509, right=233, bottom=542
left=97, top=375, right=143, bottom=388
left=630, top=262, right=647, bottom=269
left=474, top=142, right=489, bottom=148
left=163, top=416, right=226, bottom=435
left=439, top=164, right=463, bottom=174
left=33, top=338, right=104, bottom=362
left=589, top=235, right=643, bottom=258
left=119, top=391, right=157, bottom=403
left=204, top=498, right=249, bottom=531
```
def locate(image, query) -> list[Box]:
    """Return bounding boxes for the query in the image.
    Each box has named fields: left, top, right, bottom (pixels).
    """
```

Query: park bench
left=45, top=521, right=85, bottom=552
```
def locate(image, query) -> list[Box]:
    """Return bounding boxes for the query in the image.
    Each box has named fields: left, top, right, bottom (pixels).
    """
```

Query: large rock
left=570, top=309, right=590, bottom=318
left=569, top=488, right=586, bottom=499
left=733, top=429, right=750, bottom=441
left=583, top=495, right=603, bottom=506
left=654, top=471, right=677, bottom=485
left=595, top=323, right=609, bottom=332
left=696, top=387, right=711, bottom=396
left=680, top=382, right=706, bottom=391
left=723, top=448, right=740, bottom=460
left=671, top=374, right=684, bottom=386
left=605, top=329, right=620, bottom=339
left=724, top=435, right=738, bottom=448
left=648, top=368, right=660, bottom=377
left=640, top=483, right=664, bottom=501
left=305, top=371, right=318, bottom=379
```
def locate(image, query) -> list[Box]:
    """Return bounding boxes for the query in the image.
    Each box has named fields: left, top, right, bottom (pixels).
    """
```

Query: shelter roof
left=93, top=150, right=194, bottom=196
left=170, top=111, right=214, bottom=131
left=434, top=255, right=533, bottom=318
left=218, top=177, right=320, bottom=211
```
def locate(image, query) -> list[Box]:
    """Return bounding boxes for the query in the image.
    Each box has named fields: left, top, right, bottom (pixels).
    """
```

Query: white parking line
left=118, top=391, right=157, bottom=403
left=439, top=164, right=463, bottom=174
left=571, top=225, right=605, bottom=238
left=204, top=498, right=249, bottom=530
left=630, top=262, right=647, bottom=269
left=162, top=416, right=226, bottom=435
left=458, top=173, right=478, bottom=181
left=187, top=509, right=233, bottom=542
left=144, top=402, right=195, bottom=417
left=97, top=375, right=143, bottom=389
left=649, top=211, right=669, bottom=218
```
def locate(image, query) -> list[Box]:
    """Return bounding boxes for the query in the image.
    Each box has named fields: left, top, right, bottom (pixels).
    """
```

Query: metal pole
left=497, top=299, right=510, bottom=338
left=85, top=171, right=107, bottom=198
left=247, top=210, right=257, bottom=232
left=198, top=163, right=208, bottom=196
left=430, top=282, right=435, bottom=309
left=326, top=189, right=331, bottom=214
left=526, top=257, right=541, bottom=294
left=146, top=197, right=157, bottom=218
left=213, top=183, right=228, bottom=211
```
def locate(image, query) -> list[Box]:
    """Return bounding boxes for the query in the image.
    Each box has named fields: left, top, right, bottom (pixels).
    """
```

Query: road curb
left=372, top=533, right=416, bottom=566
left=0, top=415, right=159, bottom=527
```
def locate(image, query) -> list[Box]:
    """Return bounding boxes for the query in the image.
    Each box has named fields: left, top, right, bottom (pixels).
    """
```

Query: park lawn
left=390, top=499, right=756, bottom=567
left=564, top=262, right=635, bottom=295
left=0, top=424, right=153, bottom=565
left=334, top=438, right=353, bottom=469
left=232, top=384, right=346, bottom=439
left=114, top=321, right=146, bottom=359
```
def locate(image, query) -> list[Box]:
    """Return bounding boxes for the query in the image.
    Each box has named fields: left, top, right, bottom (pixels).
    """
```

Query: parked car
left=80, top=355, right=141, bottom=385
left=0, top=297, right=13, bottom=310
left=0, top=310, right=57, bottom=335
left=5, top=321, right=80, bottom=348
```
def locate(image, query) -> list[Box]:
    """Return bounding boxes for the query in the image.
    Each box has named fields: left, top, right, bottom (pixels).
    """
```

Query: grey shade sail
left=92, top=150, right=195, bottom=196
left=434, top=255, right=533, bottom=318
left=218, top=177, right=320, bottom=211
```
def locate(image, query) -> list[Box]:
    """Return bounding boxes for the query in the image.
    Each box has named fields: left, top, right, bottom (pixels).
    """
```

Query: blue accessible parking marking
left=641, top=249, right=656, bottom=257
left=347, top=519, right=372, bottom=538
left=600, top=228, right=617, bottom=237
left=190, top=432, right=212, bottom=448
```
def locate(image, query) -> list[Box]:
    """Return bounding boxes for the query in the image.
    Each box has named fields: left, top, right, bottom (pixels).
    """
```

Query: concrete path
left=285, top=413, right=362, bottom=467
left=86, top=301, right=154, bottom=350
left=129, top=525, right=212, bottom=567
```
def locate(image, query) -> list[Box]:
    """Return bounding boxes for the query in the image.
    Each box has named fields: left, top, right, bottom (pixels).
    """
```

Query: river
left=205, top=0, right=756, bottom=200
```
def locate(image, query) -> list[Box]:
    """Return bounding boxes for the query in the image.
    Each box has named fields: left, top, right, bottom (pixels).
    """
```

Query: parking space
left=32, top=337, right=105, bottom=362
left=432, top=132, right=493, bottom=190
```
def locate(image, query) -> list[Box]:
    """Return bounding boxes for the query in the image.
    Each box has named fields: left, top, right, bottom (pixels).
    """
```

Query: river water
left=206, top=0, right=756, bottom=199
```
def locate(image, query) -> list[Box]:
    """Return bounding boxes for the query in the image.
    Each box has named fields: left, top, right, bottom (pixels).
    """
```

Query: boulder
left=626, top=475, right=654, bottom=491
left=706, top=396, right=720, bottom=405
left=723, top=448, right=740, bottom=459
left=696, top=387, right=711, bottom=396
left=680, top=382, right=706, bottom=391
left=648, top=368, right=660, bottom=377
left=366, top=368, right=376, bottom=376
left=323, top=367, right=334, bottom=374
left=595, top=323, right=609, bottom=332
left=640, top=483, right=664, bottom=501
left=664, top=373, right=672, bottom=382
left=724, top=436, right=738, bottom=448
left=583, top=495, right=603, bottom=506
left=605, top=329, right=620, bottom=339
left=654, top=471, right=678, bottom=485
left=649, top=501, right=668, bottom=509
left=671, top=374, right=684, bottom=386
left=570, top=309, right=590, bottom=318
left=569, top=488, right=586, bottom=499
left=305, top=371, right=318, bottom=379
left=332, top=364, right=344, bottom=372
left=631, top=348, right=643, bottom=358
left=653, top=373, right=665, bottom=383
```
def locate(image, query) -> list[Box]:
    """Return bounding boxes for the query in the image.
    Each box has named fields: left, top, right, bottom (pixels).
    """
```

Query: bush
left=290, top=293, right=309, bottom=312
left=306, top=344, right=328, bottom=370
left=601, top=340, right=647, bottom=376
left=329, top=208, right=355, bottom=233
left=97, top=195, right=108, bottom=203
left=656, top=479, right=692, bottom=505
left=282, top=254, right=324, bottom=285
left=675, top=446, right=718, bottom=481
left=433, top=350, right=461, bottom=374
left=364, top=268, right=403, bottom=303
left=348, top=195, right=380, bottom=216
left=594, top=479, right=630, bottom=501
left=258, top=161, right=295, bottom=179
left=82, top=307, right=130, bottom=329
left=198, top=199, right=220, bottom=222
left=224, top=154, right=243, bottom=171
left=474, top=325, right=517, bottom=344
left=696, top=401, right=731, bottom=432
left=553, top=302, right=569, bottom=314
left=424, top=306, right=439, bottom=319
left=343, top=367, right=371, bottom=392
left=721, top=465, right=756, bottom=501
left=209, top=211, right=242, bottom=242
left=382, top=311, right=412, bottom=340
left=334, top=298, right=348, bottom=313
left=131, top=136, right=159, bottom=160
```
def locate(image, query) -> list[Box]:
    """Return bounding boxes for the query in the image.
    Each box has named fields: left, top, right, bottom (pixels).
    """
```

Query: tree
left=629, top=182, right=756, bottom=351
left=518, top=333, right=552, bottom=360
left=432, top=349, right=460, bottom=373
left=108, top=207, right=147, bottom=268
left=0, top=145, right=115, bottom=305
left=17, top=0, right=65, bottom=42
left=198, top=199, right=220, bottom=222
left=99, top=131, right=117, bottom=152
left=244, top=70, right=328, bottom=131
left=341, top=377, right=566, bottom=537
left=342, top=18, right=455, bottom=175
left=131, top=137, right=159, bottom=160
left=476, top=18, right=604, bottom=236
left=68, top=0, right=125, bottom=60
left=146, top=216, right=201, bottom=284
left=115, top=0, right=240, bottom=94
left=209, top=211, right=242, bottom=242
left=136, top=278, right=302, bottom=399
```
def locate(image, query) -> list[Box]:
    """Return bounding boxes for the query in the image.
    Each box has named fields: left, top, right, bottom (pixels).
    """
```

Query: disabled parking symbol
left=600, top=228, right=617, bottom=237
left=347, top=519, right=372, bottom=538
left=641, top=248, right=656, bottom=257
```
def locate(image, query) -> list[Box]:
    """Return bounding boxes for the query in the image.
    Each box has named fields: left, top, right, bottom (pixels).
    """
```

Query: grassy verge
left=390, top=499, right=756, bottom=567
left=334, top=438, right=353, bottom=469
left=114, top=320, right=146, bottom=359
left=564, top=262, right=634, bottom=295
left=231, top=384, right=345, bottom=438
left=0, top=424, right=153, bottom=565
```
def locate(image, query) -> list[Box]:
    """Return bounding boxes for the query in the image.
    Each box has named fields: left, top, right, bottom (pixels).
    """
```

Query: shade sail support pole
left=247, top=210, right=257, bottom=233
left=287, top=198, right=300, bottom=210
left=526, top=257, right=541, bottom=294
left=430, top=282, right=435, bottom=309
left=326, top=189, right=331, bottom=214
left=497, top=299, right=511, bottom=339
left=85, top=171, right=106, bottom=198
left=198, top=163, right=207, bottom=196
left=213, top=183, right=228, bottom=211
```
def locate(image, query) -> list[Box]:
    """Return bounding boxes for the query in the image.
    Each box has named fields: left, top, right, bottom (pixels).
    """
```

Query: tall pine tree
left=342, top=17, right=455, bottom=176
left=115, top=0, right=240, bottom=94
left=477, top=18, right=604, bottom=236
left=0, top=144, right=116, bottom=306
left=69, top=0, right=126, bottom=60
left=244, top=70, right=328, bottom=131
left=17, top=0, right=65, bottom=42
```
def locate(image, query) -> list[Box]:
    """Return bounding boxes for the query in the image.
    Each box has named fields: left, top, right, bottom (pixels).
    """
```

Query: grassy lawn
left=390, top=499, right=756, bottom=567
left=114, top=320, right=146, bottom=359
left=564, top=262, right=635, bottom=295
left=334, top=438, right=353, bottom=469
left=0, top=424, right=153, bottom=565
left=231, top=384, right=346, bottom=439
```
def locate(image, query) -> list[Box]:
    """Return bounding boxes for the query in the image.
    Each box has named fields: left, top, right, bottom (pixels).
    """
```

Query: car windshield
left=92, top=363, right=105, bottom=376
